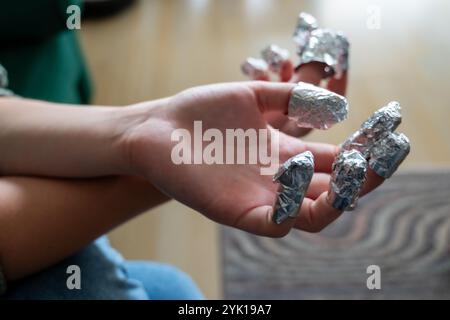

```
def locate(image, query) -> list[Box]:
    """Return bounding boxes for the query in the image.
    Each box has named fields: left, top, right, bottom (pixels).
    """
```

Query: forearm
left=0, top=175, right=169, bottom=281
left=0, top=96, right=162, bottom=178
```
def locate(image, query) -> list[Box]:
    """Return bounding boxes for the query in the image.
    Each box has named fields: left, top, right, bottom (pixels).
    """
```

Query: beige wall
left=79, top=0, right=450, bottom=298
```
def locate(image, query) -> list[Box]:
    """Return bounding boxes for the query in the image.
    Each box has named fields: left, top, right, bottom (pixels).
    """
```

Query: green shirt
left=0, top=0, right=92, bottom=103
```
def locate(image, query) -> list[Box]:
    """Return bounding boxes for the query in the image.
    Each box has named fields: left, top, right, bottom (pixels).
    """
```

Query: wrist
left=114, top=97, right=172, bottom=177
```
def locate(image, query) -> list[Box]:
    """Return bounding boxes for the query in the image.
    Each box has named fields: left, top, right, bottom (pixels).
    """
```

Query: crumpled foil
left=273, top=151, right=314, bottom=224
left=293, top=12, right=318, bottom=49
left=341, top=101, right=402, bottom=158
left=298, top=29, right=349, bottom=79
left=293, top=12, right=349, bottom=79
left=261, top=44, right=290, bottom=73
left=369, top=132, right=410, bottom=179
left=328, top=150, right=368, bottom=211
left=241, top=57, right=269, bottom=79
left=288, top=82, right=348, bottom=129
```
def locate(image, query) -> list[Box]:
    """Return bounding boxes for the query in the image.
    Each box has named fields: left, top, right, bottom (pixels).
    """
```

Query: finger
left=326, top=71, right=348, bottom=96
left=280, top=120, right=312, bottom=138
left=235, top=205, right=296, bottom=238
left=264, top=111, right=289, bottom=129
left=305, top=173, right=331, bottom=200
left=265, top=114, right=312, bottom=137
left=249, top=81, right=296, bottom=114
left=279, top=59, right=294, bottom=82
left=281, top=134, right=339, bottom=173
left=254, top=74, right=270, bottom=81
left=302, top=141, right=339, bottom=173
left=294, top=168, right=386, bottom=233
left=360, top=168, right=385, bottom=197
left=293, top=61, right=329, bottom=85
left=254, top=62, right=312, bottom=137
left=294, top=192, right=342, bottom=233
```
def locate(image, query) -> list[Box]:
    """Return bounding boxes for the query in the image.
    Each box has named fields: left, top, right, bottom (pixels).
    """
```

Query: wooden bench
left=222, top=171, right=450, bottom=299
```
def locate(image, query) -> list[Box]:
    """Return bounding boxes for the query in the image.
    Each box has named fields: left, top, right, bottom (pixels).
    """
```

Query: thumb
left=234, top=205, right=296, bottom=238
left=248, top=81, right=296, bottom=114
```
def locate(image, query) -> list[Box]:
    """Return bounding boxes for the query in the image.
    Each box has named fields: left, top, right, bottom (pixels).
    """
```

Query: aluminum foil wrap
left=241, top=57, right=269, bottom=79
left=369, top=132, right=410, bottom=179
left=341, top=101, right=402, bottom=158
left=328, top=150, right=368, bottom=211
left=293, top=12, right=318, bottom=49
left=293, top=12, right=349, bottom=79
left=261, top=44, right=290, bottom=73
left=298, top=29, right=349, bottom=79
left=288, top=82, right=348, bottom=129
left=273, top=151, right=314, bottom=224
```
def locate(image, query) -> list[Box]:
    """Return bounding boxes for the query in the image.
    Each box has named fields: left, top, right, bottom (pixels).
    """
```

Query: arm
left=0, top=82, right=385, bottom=238
left=0, top=96, right=159, bottom=178
left=0, top=175, right=168, bottom=281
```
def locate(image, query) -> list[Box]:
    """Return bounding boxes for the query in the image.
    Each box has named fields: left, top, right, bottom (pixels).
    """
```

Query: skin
left=0, top=63, right=383, bottom=283
left=0, top=176, right=168, bottom=281
left=122, top=80, right=383, bottom=238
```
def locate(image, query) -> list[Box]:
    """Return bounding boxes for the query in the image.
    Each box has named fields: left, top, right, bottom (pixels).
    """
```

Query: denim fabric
left=1, top=237, right=203, bottom=300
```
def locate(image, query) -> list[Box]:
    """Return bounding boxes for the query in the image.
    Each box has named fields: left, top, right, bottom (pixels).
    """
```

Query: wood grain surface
left=222, top=171, right=450, bottom=299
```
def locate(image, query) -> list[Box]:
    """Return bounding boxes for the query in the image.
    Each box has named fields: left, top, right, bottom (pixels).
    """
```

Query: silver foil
left=293, top=12, right=318, bottom=49
left=328, top=150, right=368, bottom=211
left=293, top=12, right=349, bottom=79
left=288, top=82, right=348, bottom=129
left=241, top=57, right=269, bottom=79
left=261, top=44, right=290, bottom=73
left=369, top=132, right=410, bottom=179
left=341, top=101, right=402, bottom=158
left=273, top=151, right=314, bottom=224
left=298, top=29, right=349, bottom=79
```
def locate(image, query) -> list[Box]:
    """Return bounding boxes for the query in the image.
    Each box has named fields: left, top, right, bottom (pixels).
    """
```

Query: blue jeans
left=2, top=237, right=203, bottom=300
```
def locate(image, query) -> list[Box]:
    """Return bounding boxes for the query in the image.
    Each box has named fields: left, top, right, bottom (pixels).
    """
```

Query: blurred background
left=3, top=0, right=448, bottom=299
left=77, top=0, right=450, bottom=298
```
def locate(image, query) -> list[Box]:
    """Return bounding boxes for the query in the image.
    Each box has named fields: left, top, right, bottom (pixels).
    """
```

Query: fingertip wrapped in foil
left=261, top=44, right=290, bottom=73
left=328, top=150, right=368, bottom=211
left=299, top=29, right=349, bottom=79
left=341, top=101, right=410, bottom=181
left=241, top=57, right=269, bottom=79
left=293, top=12, right=318, bottom=48
left=273, top=151, right=314, bottom=224
left=341, top=101, right=402, bottom=158
left=293, top=12, right=349, bottom=79
left=288, top=82, right=348, bottom=129
left=369, top=132, right=410, bottom=179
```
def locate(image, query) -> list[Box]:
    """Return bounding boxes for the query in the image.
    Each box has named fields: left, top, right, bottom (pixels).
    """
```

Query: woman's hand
left=0, top=80, right=379, bottom=238
left=121, top=81, right=383, bottom=237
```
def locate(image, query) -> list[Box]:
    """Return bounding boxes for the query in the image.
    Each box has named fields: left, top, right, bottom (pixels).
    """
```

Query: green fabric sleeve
left=0, top=0, right=82, bottom=43
left=0, top=31, right=92, bottom=104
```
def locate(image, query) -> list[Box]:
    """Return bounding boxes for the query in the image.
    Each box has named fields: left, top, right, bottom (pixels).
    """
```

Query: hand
left=121, top=81, right=383, bottom=237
